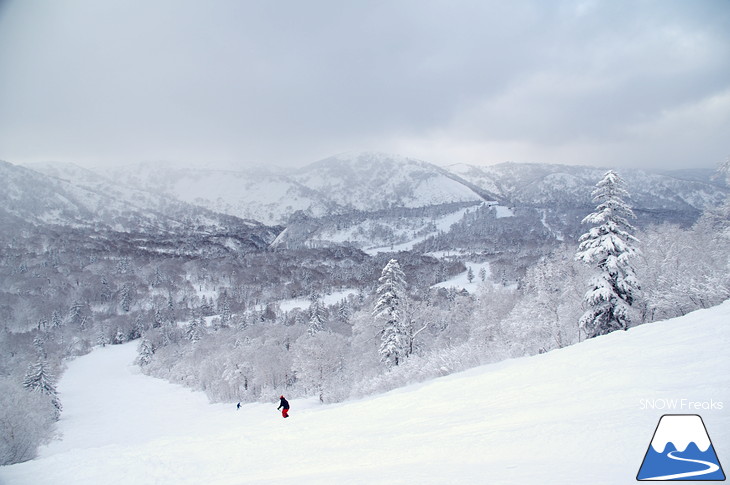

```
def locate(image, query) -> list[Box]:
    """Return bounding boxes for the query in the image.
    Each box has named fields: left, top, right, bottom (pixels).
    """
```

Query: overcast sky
left=0, top=0, right=728, bottom=171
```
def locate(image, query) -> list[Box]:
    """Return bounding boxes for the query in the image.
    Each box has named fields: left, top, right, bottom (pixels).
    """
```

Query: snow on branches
left=373, top=259, right=411, bottom=367
left=23, top=357, right=62, bottom=419
left=576, top=170, right=640, bottom=338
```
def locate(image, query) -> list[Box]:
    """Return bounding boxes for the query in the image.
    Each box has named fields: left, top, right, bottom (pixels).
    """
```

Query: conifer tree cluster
left=23, top=349, right=62, bottom=420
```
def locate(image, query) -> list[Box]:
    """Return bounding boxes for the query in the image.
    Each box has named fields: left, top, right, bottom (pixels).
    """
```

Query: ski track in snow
left=1, top=302, right=729, bottom=484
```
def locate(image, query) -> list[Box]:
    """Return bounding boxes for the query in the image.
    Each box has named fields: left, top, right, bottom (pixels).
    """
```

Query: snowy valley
left=1, top=152, right=729, bottom=483
left=3, top=0, right=730, bottom=482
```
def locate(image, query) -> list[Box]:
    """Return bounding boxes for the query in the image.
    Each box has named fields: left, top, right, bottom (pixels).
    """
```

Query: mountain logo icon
left=637, top=414, right=725, bottom=481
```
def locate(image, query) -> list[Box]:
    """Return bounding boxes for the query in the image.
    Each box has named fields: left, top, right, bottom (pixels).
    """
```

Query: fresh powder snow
left=432, top=262, right=493, bottom=293
left=1, top=302, right=728, bottom=485
left=277, top=289, right=357, bottom=313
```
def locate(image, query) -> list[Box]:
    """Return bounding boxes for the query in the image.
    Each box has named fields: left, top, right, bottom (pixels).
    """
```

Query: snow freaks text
left=639, top=399, right=724, bottom=411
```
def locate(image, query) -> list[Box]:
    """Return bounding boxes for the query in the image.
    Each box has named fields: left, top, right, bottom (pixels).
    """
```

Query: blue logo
left=637, top=414, right=725, bottom=481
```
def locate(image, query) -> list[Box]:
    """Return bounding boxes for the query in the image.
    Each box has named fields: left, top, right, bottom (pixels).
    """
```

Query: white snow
left=432, top=262, right=492, bottom=293
left=540, top=208, right=564, bottom=241
left=2, top=301, right=728, bottom=484
left=363, top=238, right=427, bottom=255
left=277, top=289, right=357, bottom=312
left=362, top=206, right=474, bottom=255
left=494, top=205, right=514, bottom=218
left=294, top=152, right=483, bottom=212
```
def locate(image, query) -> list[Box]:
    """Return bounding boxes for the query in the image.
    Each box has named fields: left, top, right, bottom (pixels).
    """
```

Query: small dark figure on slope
left=278, top=395, right=290, bottom=418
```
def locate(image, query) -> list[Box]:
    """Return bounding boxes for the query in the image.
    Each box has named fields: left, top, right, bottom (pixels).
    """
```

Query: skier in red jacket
left=278, top=395, right=290, bottom=418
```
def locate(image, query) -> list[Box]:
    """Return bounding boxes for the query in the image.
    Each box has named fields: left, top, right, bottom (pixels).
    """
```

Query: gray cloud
left=0, top=0, right=728, bottom=170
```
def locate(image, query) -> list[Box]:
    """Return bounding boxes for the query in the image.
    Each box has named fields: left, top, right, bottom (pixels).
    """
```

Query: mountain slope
left=1, top=160, right=280, bottom=253
left=1, top=160, right=175, bottom=232
left=2, top=301, right=727, bottom=484
left=293, top=152, right=487, bottom=211
left=93, top=153, right=489, bottom=225
left=450, top=162, right=728, bottom=218
left=100, top=161, right=331, bottom=226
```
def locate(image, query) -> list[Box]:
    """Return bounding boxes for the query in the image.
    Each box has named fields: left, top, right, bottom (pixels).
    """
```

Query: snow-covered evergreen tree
left=131, top=313, right=145, bottom=340
left=153, top=306, right=163, bottom=329
left=166, top=292, right=175, bottom=324
left=338, top=299, right=351, bottom=323
left=137, top=338, right=155, bottom=366
left=576, top=170, right=640, bottom=338
left=97, top=322, right=111, bottom=347
left=50, top=311, right=62, bottom=329
left=23, top=358, right=62, bottom=419
left=479, top=267, right=487, bottom=282
left=373, top=259, right=410, bottom=367
left=186, top=315, right=202, bottom=343
left=32, top=336, right=46, bottom=358
left=68, top=301, right=85, bottom=327
left=200, top=295, right=213, bottom=316
left=219, top=292, right=232, bottom=325
left=152, top=266, right=164, bottom=287
left=308, top=298, right=327, bottom=336
left=112, top=327, right=126, bottom=345
left=119, top=283, right=131, bottom=313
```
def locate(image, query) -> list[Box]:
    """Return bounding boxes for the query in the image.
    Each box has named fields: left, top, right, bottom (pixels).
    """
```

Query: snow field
left=276, top=289, right=357, bottom=313
left=1, top=301, right=728, bottom=484
left=362, top=205, right=476, bottom=255
left=432, top=261, right=492, bottom=293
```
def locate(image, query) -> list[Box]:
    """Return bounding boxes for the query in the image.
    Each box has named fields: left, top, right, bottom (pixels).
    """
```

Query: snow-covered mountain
left=26, top=154, right=728, bottom=228
left=1, top=160, right=280, bottom=252
left=1, top=160, right=172, bottom=231
left=1, top=301, right=727, bottom=484
left=450, top=162, right=727, bottom=219
left=108, top=154, right=727, bottom=227
left=97, top=161, right=332, bottom=226
left=16, top=153, right=729, bottom=252
left=89, top=153, right=489, bottom=225
left=293, top=152, right=488, bottom=211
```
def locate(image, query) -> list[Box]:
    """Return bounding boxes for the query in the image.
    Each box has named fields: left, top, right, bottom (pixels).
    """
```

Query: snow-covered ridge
left=13, top=153, right=728, bottom=242
left=0, top=160, right=280, bottom=251
left=20, top=154, right=728, bottom=227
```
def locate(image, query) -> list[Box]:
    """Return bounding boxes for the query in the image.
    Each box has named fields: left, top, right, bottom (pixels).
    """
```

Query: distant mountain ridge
left=10, top=152, right=728, bottom=253
left=1, top=160, right=280, bottom=254
left=450, top=161, right=726, bottom=214
left=87, top=152, right=492, bottom=225
left=28, top=152, right=724, bottom=227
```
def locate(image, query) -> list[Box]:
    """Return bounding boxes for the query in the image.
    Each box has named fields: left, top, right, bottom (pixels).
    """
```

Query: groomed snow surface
left=2, top=302, right=729, bottom=484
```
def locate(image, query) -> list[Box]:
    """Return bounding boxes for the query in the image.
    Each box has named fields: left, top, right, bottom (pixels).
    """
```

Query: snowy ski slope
left=1, top=302, right=728, bottom=485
